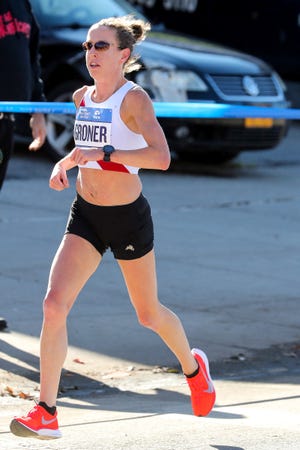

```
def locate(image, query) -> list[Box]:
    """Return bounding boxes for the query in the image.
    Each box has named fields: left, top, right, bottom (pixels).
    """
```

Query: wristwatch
left=102, top=145, right=115, bottom=162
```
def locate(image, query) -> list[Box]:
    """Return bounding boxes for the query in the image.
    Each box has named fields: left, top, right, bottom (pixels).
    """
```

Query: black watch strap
left=103, top=145, right=115, bottom=162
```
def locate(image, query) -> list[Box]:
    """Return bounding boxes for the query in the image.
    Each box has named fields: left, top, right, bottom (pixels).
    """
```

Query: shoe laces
left=26, top=404, right=41, bottom=419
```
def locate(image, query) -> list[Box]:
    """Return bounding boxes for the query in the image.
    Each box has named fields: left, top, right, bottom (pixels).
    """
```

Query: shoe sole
left=10, top=419, right=62, bottom=440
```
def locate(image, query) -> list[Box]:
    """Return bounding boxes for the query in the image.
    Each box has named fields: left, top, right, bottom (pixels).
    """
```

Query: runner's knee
left=136, top=306, right=161, bottom=331
left=43, top=291, right=70, bottom=322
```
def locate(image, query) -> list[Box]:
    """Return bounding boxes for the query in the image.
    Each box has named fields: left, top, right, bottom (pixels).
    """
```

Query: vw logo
left=243, top=76, right=259, bottom=96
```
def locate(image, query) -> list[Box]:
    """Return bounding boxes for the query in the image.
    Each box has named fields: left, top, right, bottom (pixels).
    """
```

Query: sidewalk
left=0, top=340, right=299, bottom=450
left=0, top=153, right=299, bottom=449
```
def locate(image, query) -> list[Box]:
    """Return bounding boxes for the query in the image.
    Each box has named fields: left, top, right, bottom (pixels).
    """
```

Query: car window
left=30, top=0, right=145, bottom=27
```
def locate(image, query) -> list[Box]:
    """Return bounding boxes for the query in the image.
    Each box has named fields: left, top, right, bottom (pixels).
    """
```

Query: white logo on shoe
left=41, top=416, right=57, bottom=426
left=197, top=355, right=214, bottom=394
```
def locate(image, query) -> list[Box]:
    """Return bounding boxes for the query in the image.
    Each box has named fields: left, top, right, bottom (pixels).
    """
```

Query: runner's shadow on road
left=0, top=340, right=245, bottom=420
left=210, top=446, right=245, bottom=450
left=57, top=387, right=244, bottom=420
left=0, top=338, right=114, bottom=399
left=0, top=338, right=40, bottom=383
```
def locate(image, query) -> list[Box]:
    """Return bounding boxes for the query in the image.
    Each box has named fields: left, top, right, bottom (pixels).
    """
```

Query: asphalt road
left=0, top=123, right=299, bottom=449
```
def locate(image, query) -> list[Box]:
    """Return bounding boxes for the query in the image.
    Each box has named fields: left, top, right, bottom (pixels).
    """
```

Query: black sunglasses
left=82, top=40, right=120, bottom=52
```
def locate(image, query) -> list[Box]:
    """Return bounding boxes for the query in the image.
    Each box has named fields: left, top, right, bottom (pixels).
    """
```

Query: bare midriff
left=76, top=168, right=142, bottom=206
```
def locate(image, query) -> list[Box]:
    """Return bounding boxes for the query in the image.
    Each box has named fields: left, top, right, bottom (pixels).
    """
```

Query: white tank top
left=73, top=81, right=147, bottom=174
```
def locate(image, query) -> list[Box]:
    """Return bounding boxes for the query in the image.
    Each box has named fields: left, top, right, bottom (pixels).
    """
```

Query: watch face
left=103, top=145, right=115, bottom=154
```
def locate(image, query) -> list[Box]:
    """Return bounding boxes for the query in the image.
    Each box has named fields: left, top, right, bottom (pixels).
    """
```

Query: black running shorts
left=65, top=193, right=154, bottom=260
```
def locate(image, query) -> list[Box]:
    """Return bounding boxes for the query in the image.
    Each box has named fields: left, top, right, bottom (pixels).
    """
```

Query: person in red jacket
left=0, top=0, right=47, bottom=191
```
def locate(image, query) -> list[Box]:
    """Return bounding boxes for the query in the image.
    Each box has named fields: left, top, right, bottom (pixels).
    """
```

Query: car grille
left=224, top=126, right=285, bottom=149
left=207, top=74, right=283, bottom=101
left=160, top=119, right=287, bottom=151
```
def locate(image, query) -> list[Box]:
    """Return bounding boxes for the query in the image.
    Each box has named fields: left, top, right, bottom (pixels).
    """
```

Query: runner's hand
left=49, top=163, right=69, bottom=191
left=29, top=113, right=47, bottom=151
left=69, top=147, right=102, bottom=165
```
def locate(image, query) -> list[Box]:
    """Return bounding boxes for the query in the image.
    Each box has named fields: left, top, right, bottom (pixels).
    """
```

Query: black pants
left=0, top=115, right=15, bottom=191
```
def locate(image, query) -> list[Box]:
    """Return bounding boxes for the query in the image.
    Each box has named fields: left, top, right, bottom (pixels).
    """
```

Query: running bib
left=74, top=107, right=112, bottom=147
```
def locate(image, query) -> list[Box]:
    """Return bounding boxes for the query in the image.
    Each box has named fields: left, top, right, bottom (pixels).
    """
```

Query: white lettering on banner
left=127, top=0, right=198, bottom=12
left=74, top=121, right=111, bottom=147
left=163, top=0, right=198, bottom=12
left=131, top=0, right=156, bottom=6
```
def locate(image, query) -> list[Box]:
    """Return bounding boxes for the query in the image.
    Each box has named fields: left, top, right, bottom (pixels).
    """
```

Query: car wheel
left=44, top=80, right=81, bottom=161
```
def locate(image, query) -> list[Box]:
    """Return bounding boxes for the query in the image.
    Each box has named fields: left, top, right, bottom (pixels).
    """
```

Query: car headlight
left=136, top=69, right=208, bottom=101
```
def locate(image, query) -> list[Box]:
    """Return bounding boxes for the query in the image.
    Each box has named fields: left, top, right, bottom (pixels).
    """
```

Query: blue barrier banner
left=0, top=101, right=300, bottom=119
left=0, top=102, right=74, bottom=115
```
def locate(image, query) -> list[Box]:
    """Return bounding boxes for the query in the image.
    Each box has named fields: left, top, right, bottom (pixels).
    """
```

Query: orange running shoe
left=10, top=404, right=61, bottom=439
left=186, top=348, right=216, bottom=416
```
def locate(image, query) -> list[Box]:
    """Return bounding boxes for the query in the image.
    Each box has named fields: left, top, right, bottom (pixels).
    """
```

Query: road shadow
left=0, top=336, right=245, bottom=420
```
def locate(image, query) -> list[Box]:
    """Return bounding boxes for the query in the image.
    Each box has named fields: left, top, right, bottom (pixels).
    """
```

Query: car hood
left=143, top=32, right=271, bottom=75
left=45, top=28, right=271, bottom=75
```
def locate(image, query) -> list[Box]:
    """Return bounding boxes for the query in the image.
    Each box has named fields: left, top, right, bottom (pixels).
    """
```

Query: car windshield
left=30, top=0, right=146, bottom=28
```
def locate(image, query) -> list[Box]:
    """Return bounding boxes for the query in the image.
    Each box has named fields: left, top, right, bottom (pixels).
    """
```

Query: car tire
left=43, top=80, right=82, bottom=161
